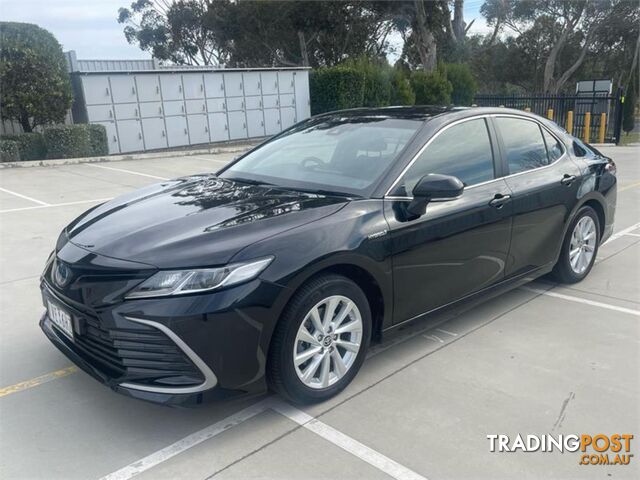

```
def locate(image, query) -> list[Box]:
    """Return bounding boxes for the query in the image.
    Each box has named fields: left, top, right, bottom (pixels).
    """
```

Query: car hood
left=64, top=175, right=349, bottom=268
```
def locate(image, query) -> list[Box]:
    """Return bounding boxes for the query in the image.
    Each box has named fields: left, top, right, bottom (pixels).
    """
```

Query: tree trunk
left=414, top=0, right=437, bottom=72
left=453, top=0, right=465, bottom=42
left=19, top=111, right=32, bottom=133
left=553, top=28, right=596, bottom=93
left=297, top=31, right=309, bottom=67
left=625, top=33, right=640, bottom=91
left=487, top=20, right=501, bottom=46
left=543, top=6, right=585, bottom=92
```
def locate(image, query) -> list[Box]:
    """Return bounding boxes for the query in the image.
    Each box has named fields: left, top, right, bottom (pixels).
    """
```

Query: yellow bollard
left=598, top=113, right=606, bottom=144
left=524, top=107, right=531, bottom=112
left=584, top=112, right=591, bottom=143
left=566, top=111, right=574, bottom=135
left=547, top=108, right=554, bottom=120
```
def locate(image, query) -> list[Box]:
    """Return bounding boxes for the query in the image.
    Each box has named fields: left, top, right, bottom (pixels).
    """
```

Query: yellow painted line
left=618, top=180, right=640, bottom=192
left=0, top=366, right=78, bottom=398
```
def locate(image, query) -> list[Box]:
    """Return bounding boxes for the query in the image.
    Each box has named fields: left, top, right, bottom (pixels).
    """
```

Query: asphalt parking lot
left=0, top=146, right=638, bottom=480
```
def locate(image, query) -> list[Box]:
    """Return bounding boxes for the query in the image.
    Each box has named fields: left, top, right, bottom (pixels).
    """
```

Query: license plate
left=47, top=300, right=74, bottom=340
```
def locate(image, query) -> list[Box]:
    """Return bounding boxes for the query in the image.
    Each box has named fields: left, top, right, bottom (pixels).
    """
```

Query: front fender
left=230, top=199, right=394, bottom=347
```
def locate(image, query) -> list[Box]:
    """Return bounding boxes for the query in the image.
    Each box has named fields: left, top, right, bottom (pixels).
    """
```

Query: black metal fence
left=473, top=89, right=624, bottom=144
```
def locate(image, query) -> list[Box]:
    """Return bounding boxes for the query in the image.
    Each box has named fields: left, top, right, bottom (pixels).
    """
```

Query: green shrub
left=410, top=69, right=453, bottom=106
left=0, top=22, right=72, bottom=132
left=445, top=63, right=478, bottom=106
left=85, top=124, right=108, bottom=156
left=390, top=68, right=416, bottom=106
left=43, top=125, right=91, bottom=159
left=310, top=67, right=366, bottom=114
left=342, top=57, right=392, bottom=108
left=0, top=132, right=46, bottom=160
left=0, top=139, right=20, bottom=162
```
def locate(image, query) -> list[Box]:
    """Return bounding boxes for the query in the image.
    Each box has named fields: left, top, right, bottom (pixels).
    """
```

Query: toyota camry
left=40, top=106, right=617, bottom=405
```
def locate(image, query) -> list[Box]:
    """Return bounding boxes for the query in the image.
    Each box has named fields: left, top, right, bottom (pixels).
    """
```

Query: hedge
left=445, top=63, right=478, bottom=106
left=410, top=69, right=453, bottom=106
left=390, top=69, right=415, bottom=106
left=0, top=139, right=20, bottom=162
left=85, top=124, right=108, bottom=156
left=310, top=67, right=366, bottom=114
left=310, top=60, right=466, bottom=114
left=43, top=124, right=107, bottom=159
left=342, top=57, right=392, bottom=108
left=0, top=132, right=46, bottom=160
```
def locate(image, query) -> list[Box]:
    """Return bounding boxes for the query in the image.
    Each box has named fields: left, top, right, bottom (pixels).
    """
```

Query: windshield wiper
left=288, top=187, right=362, bottom=198
left=230, top=177, right=276, bottom=187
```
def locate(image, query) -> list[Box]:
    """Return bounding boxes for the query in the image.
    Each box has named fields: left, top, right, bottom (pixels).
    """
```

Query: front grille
left=79, top=316, right=204, bottom=386
left=46, top=287, right=205, bottom=387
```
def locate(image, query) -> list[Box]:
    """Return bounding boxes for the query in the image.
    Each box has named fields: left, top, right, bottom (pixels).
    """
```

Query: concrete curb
left=0, top=140, right=263, bottom=169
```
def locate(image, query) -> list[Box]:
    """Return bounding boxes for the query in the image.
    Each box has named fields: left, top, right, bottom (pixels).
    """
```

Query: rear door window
left=495, top=117, right=549, bottom=174
left=542, top=129, right=564, bottom=162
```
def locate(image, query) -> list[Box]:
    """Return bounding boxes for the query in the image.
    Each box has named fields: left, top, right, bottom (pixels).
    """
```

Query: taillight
left=605, top=158, right=616, bottom=176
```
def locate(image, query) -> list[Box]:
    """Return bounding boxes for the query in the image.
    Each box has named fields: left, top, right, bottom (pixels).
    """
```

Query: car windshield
left=220, top=115, right=423, bottom=196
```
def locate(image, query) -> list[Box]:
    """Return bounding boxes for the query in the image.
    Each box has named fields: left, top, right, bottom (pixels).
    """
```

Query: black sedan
left=40, top=106, right=617, bottom=405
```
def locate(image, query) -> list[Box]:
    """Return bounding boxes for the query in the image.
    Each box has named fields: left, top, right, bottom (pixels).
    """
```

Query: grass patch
left=619, top=131, right=640, bottom=145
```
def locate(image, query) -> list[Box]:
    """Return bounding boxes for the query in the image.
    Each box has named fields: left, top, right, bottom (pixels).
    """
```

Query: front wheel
left=552, top=206, right=600, bottom=283
left=267, top=274, right=371, bottom=404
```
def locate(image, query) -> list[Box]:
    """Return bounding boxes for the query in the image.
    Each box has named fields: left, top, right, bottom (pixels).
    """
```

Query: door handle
left=489, top=194, right=511, bottom=208
left=561, top=174, right=577, bottom=186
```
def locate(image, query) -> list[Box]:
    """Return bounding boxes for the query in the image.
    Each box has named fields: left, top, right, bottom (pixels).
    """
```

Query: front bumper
left=40, top=276, right=287, bottom=406
left=41, top=313, right=225, bottom=406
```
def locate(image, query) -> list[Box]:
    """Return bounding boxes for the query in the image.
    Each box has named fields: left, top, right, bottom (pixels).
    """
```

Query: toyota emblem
left=53, top=259, right=71, bottom=288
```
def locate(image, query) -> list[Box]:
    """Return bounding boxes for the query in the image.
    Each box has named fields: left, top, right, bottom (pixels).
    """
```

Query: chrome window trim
left=120, top=316, right=218, bottom=394
left=384, top=115, right=494, bottom=197
left=384, top=112, right=568, bottom=201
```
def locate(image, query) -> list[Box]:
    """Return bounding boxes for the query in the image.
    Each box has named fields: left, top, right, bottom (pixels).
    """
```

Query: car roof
left=313, top=105, right=549, bottom=122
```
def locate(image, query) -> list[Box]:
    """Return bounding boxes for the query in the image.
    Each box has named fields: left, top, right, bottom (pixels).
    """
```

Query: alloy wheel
left=293, top=295, right=363, bottom=389
left=569, top=216, right=597, bottom=275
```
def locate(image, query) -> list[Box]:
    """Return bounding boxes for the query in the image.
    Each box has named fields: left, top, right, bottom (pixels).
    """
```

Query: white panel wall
left=77, top=68, right=310, bottom=154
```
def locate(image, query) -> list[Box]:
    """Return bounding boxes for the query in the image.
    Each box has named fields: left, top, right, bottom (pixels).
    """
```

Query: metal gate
left=473, top=88, right=625, bottom=144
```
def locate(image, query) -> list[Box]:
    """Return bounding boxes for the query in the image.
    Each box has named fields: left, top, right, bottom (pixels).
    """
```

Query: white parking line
left=272, top=400, right=428, bottom=480
left=85, top=164, right=169, bottom=180
left=0, top=186, right=50, bottom=206
left=521, top=286, right=640, bottom=317
left=423, top=334, right=444, bottom=343
left=100, top=398, right=272, bottom=480
left=100, top=397, right=427, bottom=480
left=435, top=328, right=458, bottom=337
left=603, top=222, right=640, bottom=245
left=0, top=197, right=112, bottom=214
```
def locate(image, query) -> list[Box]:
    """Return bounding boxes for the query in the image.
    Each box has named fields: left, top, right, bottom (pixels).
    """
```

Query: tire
left=267, top=274, right=372, bottom=404
left=551, top=206, right=600, bottom=284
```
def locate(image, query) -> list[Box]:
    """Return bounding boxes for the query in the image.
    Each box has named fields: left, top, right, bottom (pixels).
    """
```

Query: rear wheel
left=552, top=206, right=600, bottom=283
left=267, top=274, right=371, bottom=404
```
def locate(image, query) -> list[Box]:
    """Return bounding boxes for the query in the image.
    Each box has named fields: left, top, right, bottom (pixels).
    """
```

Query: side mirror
left=407, top=174, right=464, bottom=217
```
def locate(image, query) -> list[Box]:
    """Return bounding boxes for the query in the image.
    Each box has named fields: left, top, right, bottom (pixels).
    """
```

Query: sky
left=0, top=0, right=492, bottom=61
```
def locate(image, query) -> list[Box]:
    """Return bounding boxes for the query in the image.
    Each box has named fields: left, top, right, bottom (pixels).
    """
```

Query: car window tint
left=496, top=118, right=549, bottom=174
left=542, top=129, right=564, bottom=162
left=222, top=117, right=421, bottom=195
left=393, top=118, right=495, bottom=195
left=572, top=139, right=597, bottom=158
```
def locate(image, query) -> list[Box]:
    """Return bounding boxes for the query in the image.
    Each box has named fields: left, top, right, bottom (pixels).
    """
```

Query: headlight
left=125, top=257, right=273, bottom=299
